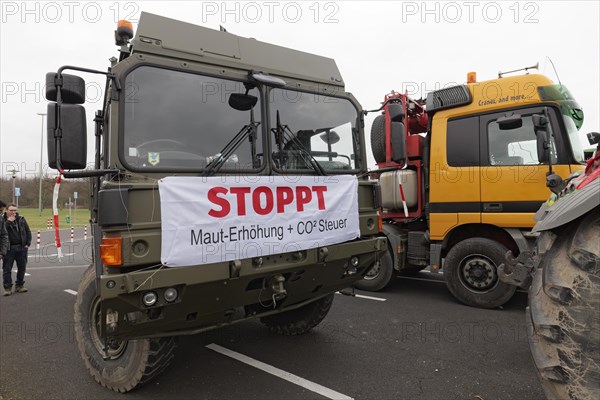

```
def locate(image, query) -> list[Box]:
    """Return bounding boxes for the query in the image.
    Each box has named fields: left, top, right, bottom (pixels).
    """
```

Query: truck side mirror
left=390, top=122, right=407, bottom=164
left=587, top=131, right=600, bottom=146
left=320, top=130, right=340, bottom=145
left=228, top=93, right=257, bottom=111
left=45, top=73, right=86, bottom=104
left=497, top=112, right=523, bottom=130
left=533, top=114, right=550, bottom=163
left=47, top=103, right=87, bottom=169
left=388, top=103, right=405, bottom=122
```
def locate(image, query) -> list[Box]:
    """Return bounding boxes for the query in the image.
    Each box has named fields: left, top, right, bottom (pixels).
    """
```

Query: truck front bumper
left=99, top=236, right=387, bottom=340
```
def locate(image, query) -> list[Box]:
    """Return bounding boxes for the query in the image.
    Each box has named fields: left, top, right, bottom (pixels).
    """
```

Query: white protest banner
left=159, top=176, right=359, bottom=267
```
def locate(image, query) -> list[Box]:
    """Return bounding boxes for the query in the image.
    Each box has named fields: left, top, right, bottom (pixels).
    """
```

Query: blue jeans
left=2, top=246, right=28, bottom=289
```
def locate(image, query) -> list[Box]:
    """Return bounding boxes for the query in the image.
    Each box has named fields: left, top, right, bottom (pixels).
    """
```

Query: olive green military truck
left=44, top=13, right=385, bottom=392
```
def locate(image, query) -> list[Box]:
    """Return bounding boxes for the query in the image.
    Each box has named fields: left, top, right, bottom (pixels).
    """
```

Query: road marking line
left=27, top=238, right=90, bottom=248
left=64, top=289, right=77, bottom=296
left=206, top=343, right=353, bottom=400
left=27, top=265, right=89, bottom=270
left=10, top=270, right=31, bottom=276
left=353, top=294, right=387, bottom=302
left=336, top=292, right=386, bottom=302
left=28, top=252, right=76, bottom=258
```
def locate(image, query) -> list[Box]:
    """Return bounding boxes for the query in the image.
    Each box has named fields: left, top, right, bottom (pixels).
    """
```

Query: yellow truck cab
left=359, top=68, right=587, bottom=308
left=429, top=73, right=585, bottom=238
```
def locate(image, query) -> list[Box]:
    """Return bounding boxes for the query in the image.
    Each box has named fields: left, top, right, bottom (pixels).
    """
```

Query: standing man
left=0, top=201, right=9, bottom=294
left=2, top=203, right=31, bottom=296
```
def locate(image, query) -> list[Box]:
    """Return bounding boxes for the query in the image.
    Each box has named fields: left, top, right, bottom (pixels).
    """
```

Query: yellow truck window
left=447, top=116, right=479, bottom=166
left=487, top=115, right=557, bottom=166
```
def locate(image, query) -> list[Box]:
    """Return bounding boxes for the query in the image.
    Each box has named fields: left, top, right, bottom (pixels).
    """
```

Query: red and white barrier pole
left=70, top=227, right=74, bottom=243
left=47, top=218, right=51, bottom=230
left=52, top=173, right=63, bottom=260
left=84, top=226, right=87, bottom=240
left=36, top=230, right=41, bottom=249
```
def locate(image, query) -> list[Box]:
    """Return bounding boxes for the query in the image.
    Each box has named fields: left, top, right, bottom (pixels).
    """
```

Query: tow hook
left=269, top=274, right=287, bottom=303
left=498, top=250, right=535, bottom=288
left=105, top=309, right=118, bottom=333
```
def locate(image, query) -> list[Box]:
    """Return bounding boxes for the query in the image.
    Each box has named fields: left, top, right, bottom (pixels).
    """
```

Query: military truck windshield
left=269, top=88, right=359, bottom=172
left=122, top=66, right=262, bottom=171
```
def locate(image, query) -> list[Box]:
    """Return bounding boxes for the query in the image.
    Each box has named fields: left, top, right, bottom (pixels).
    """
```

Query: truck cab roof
left=130, top=12, right=345, bottom=88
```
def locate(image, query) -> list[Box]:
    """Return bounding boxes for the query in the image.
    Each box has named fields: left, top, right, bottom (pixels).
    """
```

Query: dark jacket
left=4, top=214, right=31, bottom=248
left=0, top=218, right=8, bottom=255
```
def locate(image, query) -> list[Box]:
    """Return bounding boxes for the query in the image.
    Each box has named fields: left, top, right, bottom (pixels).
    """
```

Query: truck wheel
left=74, top=266, right=176, bottom=392
left=444, top=238, right=516, bottom=308
left=371, top=114, right=386, bottom=163
left=527, top=210, right=600, bottom=400
left=260, top=294, right=334, bottom=336
left=354, top=247, right=395, bottom=291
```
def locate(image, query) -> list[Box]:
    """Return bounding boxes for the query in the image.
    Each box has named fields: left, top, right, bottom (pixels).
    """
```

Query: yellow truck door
left=479, top=106, right=572, bottom=228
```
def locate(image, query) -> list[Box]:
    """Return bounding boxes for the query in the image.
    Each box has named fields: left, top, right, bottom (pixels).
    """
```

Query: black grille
left=426, top=85, right=472, bottom=112
left=407, top=231, right=428, bottom=263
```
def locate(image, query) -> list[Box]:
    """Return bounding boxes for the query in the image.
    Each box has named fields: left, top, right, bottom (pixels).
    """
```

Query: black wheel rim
left=458, top=254, right=499, bottom=293
left=89, top=296, right=128, bottom=359
left=364, top=259, right=382, bottom=281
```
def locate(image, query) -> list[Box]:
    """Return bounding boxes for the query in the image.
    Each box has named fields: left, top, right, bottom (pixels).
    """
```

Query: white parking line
left=206, top=343, right=353, bottom=400
left=11, top=270, right=31, bottom=277
left=64, top=289, right=77, bottom=296
left=336, top=292, right=387, bottom=302
left=27, top=265, right=88, bottom=270
left=28, top=252, right=76, bottom=258
left=354, top=294, right=387, bottom=301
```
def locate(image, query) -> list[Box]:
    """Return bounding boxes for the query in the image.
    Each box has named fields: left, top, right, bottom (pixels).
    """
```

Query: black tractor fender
left=533, top=179, right=600, bottom=233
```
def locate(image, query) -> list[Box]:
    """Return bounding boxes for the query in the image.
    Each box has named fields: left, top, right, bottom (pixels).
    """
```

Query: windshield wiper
left=203, top=112, right=260, bottom=176
left=272, top=111, right=326, bottom=176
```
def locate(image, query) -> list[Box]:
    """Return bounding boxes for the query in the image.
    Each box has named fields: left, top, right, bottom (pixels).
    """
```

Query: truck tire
left=74, top=266, right=176, bottom=392
left=354, top=246, right=395, bottom=291
left=527, top=209, right=600, bottom=400
left=371, top=114, right=386, bottom=163
left=260, top=293, right=334, bottom=335
left=444, top=238, right=516, bottom=308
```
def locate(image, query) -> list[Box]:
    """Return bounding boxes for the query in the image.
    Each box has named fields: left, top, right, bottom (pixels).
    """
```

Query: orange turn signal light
left=467, top=72, right=477, bottom=84
left=378, top=211, right=383, bottom=233
left=100, top=237, right=122, bottom=266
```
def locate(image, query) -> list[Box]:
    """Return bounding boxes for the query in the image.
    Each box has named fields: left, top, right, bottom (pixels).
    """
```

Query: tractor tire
left=355, top=246, right=395, bottom=291
left=260, top=294, right=334, bottom=336
left=444, top=238, right=516, bottom=308
left=371, top=114, right=386, bottom=163
left=74, top=266, right=176, bottom=392
left=527, top=209, right=600, bottom=400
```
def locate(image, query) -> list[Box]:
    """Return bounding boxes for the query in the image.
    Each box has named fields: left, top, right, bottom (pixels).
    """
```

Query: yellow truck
left=359, top=66, right=586, bottom=308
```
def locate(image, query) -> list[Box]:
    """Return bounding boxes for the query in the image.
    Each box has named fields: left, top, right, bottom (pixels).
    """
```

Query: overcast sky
left=1, top=0, right=599, bottom=183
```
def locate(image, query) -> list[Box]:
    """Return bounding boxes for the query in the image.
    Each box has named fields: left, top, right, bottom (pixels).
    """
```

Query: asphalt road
left=1, top=229, right=544, bottom=400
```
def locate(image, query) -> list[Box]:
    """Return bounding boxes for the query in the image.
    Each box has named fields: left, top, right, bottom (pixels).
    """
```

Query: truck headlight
left=142, top=291, right=158, bottom=307
left=164, top=287, right=178, bottom=303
